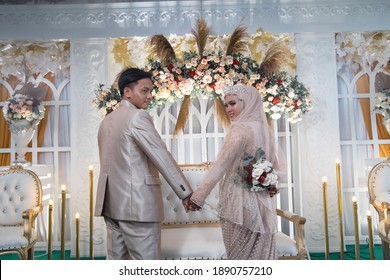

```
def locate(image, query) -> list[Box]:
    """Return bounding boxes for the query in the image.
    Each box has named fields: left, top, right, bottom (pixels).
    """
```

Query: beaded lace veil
left=191, top=85, right=286, bottom=233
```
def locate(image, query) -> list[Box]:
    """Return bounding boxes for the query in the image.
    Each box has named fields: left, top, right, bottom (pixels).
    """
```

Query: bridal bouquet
left=2, top=93, right=45, bottom=124
left=239, top=147, right=278, bottom=192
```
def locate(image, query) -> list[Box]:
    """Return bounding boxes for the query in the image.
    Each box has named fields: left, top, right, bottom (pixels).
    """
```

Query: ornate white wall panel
left=0, top=1, right=389, bottom=40
left=296, top=33, right=341, bottom=252
left=70, top=38, right=108, bottom=257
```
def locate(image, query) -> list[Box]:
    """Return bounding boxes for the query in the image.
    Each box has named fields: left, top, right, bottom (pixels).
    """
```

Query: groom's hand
left=182, top=194, right=201, bottom=212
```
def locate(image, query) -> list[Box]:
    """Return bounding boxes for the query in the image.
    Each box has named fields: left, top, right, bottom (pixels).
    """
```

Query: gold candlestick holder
left=61, top=185, right=66, bottom=260
left=89, top=165, right=94, bottom=260
left=335, top=159, right=344, bottom=259
left=48, top=199, right=53, bottom=260
left=352, top=196, right=360, bottom=260
left=75, top=213, right=80, bottom=260
left=322, top=176, right=330, bottom=260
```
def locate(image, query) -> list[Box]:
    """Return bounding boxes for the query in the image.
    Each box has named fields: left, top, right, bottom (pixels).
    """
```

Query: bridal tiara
left=222, top=85, right=246, bottom=94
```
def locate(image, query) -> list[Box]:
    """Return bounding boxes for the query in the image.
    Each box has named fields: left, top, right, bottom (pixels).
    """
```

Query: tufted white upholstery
left=368, top=157, right=390, bottom=260
left=160, top=164, right=307, bottom=260
left=0, top=165, right=42, bottom=260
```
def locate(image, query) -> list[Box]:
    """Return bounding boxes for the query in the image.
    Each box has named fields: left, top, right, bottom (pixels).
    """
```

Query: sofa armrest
left=276, top=208, right=307, bottom=259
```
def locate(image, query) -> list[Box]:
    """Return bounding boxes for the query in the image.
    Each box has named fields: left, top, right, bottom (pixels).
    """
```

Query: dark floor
left=309, top=244, right=384, bottom=260
left=0, top=244, right=385, bottom=260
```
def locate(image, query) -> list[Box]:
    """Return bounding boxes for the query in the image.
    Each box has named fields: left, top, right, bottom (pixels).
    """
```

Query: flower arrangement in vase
left=3, top=93, right=45, bottom=125
left=2, top=86, right=45, bottom=166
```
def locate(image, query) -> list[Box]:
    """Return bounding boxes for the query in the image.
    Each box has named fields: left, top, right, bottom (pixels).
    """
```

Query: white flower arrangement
left=92, top=84, right=121, bottom=119
left=2, top=93, right=45, bottom=124
left=374, top=89, right=390, bottom=121
left=145, top=51, right=312, bottom=123
left=101, top=21, right=312, bottom=124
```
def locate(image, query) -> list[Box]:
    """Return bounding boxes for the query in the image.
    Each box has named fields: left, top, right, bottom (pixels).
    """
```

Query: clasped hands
left=182, top=193, right=201, bottom=212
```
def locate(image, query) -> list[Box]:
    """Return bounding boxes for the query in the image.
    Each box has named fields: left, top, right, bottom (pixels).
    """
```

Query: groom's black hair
left=118, top=68, right=152, bottom=97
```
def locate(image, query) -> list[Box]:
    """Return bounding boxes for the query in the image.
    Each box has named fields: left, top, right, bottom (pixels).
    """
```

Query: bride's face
left=224, top=94, right=241, bottom=120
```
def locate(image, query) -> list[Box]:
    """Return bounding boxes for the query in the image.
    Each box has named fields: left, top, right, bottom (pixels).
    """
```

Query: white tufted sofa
left=0, top=165, right=42, bottom=260
left=160, top=164, right=307, bottom=260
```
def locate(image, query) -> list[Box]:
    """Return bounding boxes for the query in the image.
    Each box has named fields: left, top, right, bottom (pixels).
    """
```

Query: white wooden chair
left=160, top=164, right=307, bottom=260
left=368, top=157, right=390, bottom=260
left=0, top=165, right=42, bottom=260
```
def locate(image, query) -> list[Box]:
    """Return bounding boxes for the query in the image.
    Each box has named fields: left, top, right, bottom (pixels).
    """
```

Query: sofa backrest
left=0, top=166, right=42, bottom=226
left=161, top=164, right=220, bottom=225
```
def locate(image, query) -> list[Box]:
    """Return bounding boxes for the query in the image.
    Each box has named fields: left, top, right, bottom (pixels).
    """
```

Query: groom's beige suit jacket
left=95, top=100, right=192, bottom=222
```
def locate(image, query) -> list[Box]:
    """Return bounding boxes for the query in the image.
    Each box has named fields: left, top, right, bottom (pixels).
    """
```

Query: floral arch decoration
left=94, top=19, right=312, bottom=135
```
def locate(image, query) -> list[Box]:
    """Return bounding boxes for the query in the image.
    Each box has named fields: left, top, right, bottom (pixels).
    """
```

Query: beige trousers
left=104, top=217, right=161, bottom=260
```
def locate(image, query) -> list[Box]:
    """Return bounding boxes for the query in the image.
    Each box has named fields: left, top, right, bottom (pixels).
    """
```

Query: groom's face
left=124, top=78, right=153, bottom=109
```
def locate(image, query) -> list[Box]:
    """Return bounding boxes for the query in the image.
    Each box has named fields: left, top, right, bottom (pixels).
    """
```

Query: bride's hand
left=268, top=186, right=279, bottom=197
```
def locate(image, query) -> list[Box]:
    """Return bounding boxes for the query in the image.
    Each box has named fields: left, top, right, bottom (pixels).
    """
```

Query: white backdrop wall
left=1, top=1, right=390, bottom=257
left=70, top=38, right=110, bottom=257
left=296, top=33, right=341, bottom=252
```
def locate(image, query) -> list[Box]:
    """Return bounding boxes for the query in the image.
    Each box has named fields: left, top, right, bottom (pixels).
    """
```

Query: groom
left=95, top=67, right=199, bottom=260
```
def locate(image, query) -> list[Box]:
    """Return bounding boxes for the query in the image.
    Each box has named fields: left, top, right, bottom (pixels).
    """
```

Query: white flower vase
left=8, top=119, right=39, bottom=166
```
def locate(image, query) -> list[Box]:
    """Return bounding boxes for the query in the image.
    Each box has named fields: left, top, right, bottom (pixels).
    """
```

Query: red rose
left=209, top=83, right=215, bottom=89
left=233, top=59, right=239, bottom=66
left=189, top=70, right=196, bottom=77
left=243, top=166, right=252, bottom=172
left=168, top=64, right=174, bottom=72
left=294, top=101, right=298, bottom=109
left=277, top=79, right=282, bottom=85
left=272, top=97, right=280, bottom=105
